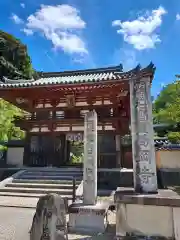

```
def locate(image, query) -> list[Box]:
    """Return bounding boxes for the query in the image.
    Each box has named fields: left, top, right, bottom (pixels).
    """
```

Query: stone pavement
left=0, top=206, right=116, bottom=239
left=0, top=196, right=75, bottom=209
left=0, top=195, right=114, bottom=209
left=0, top=196, right=38, bottom=208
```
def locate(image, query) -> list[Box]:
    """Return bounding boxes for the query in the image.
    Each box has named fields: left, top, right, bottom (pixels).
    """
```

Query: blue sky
left=0, top=0, right=180, bottom=97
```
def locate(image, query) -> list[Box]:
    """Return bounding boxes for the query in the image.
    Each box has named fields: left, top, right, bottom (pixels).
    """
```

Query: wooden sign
left=66, top=95, right=75, bottom=108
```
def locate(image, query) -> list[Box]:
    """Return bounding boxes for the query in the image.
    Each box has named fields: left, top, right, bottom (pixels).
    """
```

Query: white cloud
left=176, top=13, right=180, bottom=20
left=72, top=57, right=84, bottom=64
left=23, top=4, right=87, bottom=55
left=22, top=28, right=33, bottom=36
left=20, top=3, right=25, bottom=8
left=11, top=14, right=24, bottom=24
left=112, top=6, right=167, bottom=50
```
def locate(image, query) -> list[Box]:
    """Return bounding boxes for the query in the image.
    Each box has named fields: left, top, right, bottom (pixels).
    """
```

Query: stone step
left=5, top=182, right=78, bottom=189
left=24, top=168, right=82, bottom=171
left=13, top=179, right=82, bottom=185
left=0, top=187, right=73, bottom=195
left=23, top=168, right=82, bottom=172
left=18, top=175, right=82, bottom=180
left=23, top=171, right=83, bottom=176
left=0, top=192, right=72, bottom=199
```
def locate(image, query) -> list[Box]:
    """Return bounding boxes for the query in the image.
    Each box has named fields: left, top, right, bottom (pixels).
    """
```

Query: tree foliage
left=153, top=81, right=180, bottom=124
left=0, top=99, right=25, bottom=141
left=70, top=141, right=84, bottom=164
left=0, top=30, right=35, bottom=79
left=167, top=132, right=180, bottom=144
left=153, top=80, right=180, bottom=142
left=0, top=30, right=36, bottom=142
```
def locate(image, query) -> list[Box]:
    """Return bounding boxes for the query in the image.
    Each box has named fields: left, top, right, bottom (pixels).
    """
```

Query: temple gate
left=0, top=63, right=155, bottom=169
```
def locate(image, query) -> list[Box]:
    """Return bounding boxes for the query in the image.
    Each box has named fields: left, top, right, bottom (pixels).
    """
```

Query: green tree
left=0, top=99, right=25, bottom=141
left=70, top=141, right=84, bottom=164
left=153, top=81, right=180, bottom=124
left=0, top=30, right=36, bottom=142
left=153, top=80, right=180, bottom=142
left=0, top=30, right=36, bottom=79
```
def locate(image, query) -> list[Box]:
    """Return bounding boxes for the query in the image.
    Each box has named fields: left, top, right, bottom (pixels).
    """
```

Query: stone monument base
left=114, top=187, right=180, bottom=240
left=68, top=201, right=110, bottom=234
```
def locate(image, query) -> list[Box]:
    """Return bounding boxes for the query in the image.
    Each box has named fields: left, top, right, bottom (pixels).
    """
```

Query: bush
left=167, top=132, right=180, bottom=143
left=71, top=154, right=83, bottom=164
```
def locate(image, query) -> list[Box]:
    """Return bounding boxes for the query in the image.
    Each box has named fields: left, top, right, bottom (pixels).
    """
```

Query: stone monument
left=29, top=194, right=68, bottom=240
left=83, top=110, right=97, bottom=205
left=68, top=110, right=109, bottom=233
left=114, top=69, right=173, bottom=239
left=129, top=76, right=158, bottom=193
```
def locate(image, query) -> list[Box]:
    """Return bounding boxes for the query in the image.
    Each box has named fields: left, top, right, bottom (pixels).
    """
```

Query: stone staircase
left=0, top=168, right=83, bottom=200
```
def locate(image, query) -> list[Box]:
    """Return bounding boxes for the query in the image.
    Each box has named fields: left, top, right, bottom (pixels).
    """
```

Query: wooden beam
left=16, top=116, right=129, bottom=124
left=29, top=103, right=115, bottom=112
left=2, top=93, right=129, bottom=113
left=0, top=83, right=129, bottom=100
left=24, top=130, right=117, bottom=135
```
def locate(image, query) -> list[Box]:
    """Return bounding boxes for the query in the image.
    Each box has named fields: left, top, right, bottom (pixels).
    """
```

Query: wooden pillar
left=129, top=76, right=158, bottom=193
left=23, top=132, right=31, bottom=166
left=116, top=135, right=121, bottom=168
left=63, top=134, right=71, bottom=165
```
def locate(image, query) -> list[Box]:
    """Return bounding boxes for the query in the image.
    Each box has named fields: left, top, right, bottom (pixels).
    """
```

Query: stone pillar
left=129, top=77, right=158, bottom=193
left=116, top=135, right=121, bottom=168
left=83, top=110, right=97, bottom=205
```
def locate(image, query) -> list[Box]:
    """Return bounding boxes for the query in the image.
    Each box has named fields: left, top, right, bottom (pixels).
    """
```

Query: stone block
left=68, top=201, right=109, bottom=234
left=115, top=188, right=180, bottom=239
left=173, top=208, right=180, bottom=240
left=116, top=204, right=173, bottom=238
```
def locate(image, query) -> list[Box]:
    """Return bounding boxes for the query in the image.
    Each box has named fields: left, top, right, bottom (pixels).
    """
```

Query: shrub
left=167, top=132, right=180, bottom=144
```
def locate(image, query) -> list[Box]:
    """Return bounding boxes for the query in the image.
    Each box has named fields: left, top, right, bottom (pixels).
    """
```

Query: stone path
left=0, top=196, right=75, bottom=208
left=0, top=196, right=38, bottom=208
left=0, top=206, right=116, bottom=239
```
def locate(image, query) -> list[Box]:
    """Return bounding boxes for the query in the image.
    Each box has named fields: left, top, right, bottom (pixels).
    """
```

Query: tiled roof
left=0, top=63, right=155, bottom=88
left=122, top=136, right=180, bottom=149
left=154, top=138, right=180, bottom=150
left=154, top=139, right=170, bottom=145
left=156, top=144, right=180, bottom=150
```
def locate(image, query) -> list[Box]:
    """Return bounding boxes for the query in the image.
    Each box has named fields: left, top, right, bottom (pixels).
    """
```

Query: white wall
left=7, top=147, right=24, bottom=167
left=156, top=150, right=180, bottom=169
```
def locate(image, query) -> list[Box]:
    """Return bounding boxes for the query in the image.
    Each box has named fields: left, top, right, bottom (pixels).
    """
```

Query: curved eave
left=0, top=63, right=155, bottom=89
left=0, top=76, right=127, bottom=90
